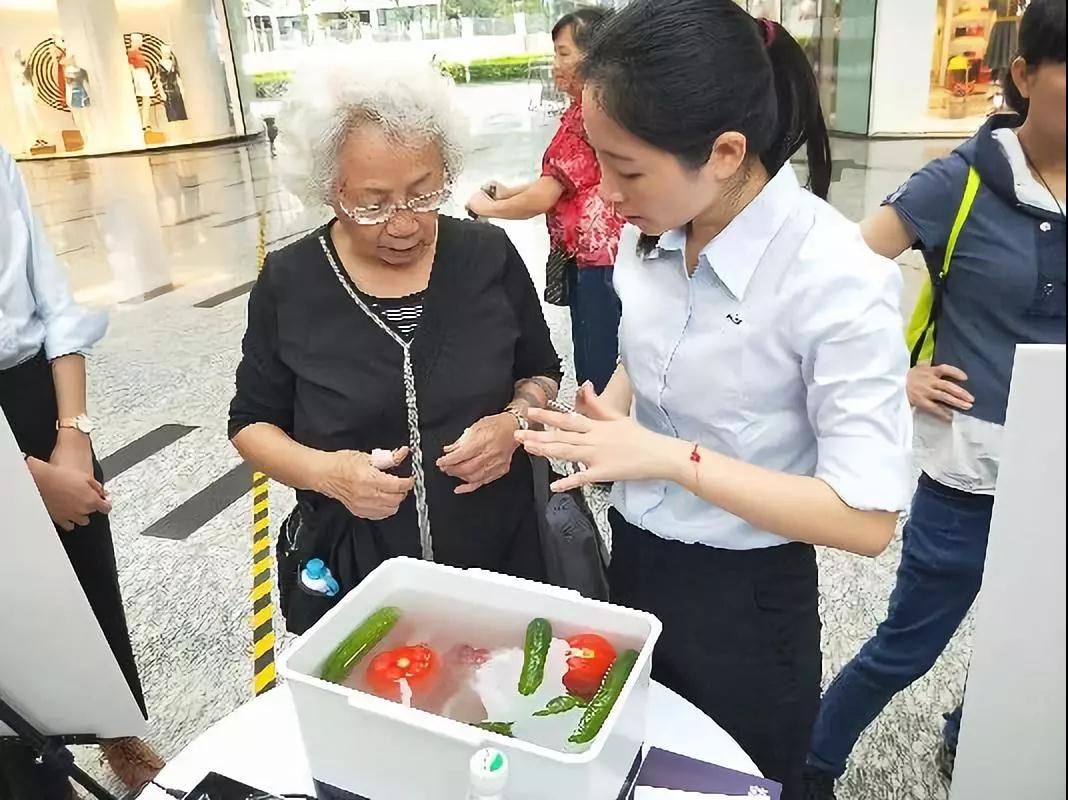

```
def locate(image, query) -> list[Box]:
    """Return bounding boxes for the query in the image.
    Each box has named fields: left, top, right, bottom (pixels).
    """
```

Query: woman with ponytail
left=512, top=1, right=912, bottom=796
left=805, top=1, right=1065, bottom=796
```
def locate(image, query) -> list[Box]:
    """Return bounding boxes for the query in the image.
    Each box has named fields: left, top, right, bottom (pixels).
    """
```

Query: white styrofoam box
left=279, top=557, right=662, bottom=800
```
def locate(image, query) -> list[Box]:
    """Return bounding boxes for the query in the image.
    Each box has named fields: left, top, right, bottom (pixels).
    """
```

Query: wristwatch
left=505, top=408, right=529, bottom=431
left=57, top=414, right=95, bottom=435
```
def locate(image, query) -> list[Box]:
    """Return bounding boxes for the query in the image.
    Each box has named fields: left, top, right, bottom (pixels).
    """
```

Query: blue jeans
left=807, top=474, right=993, bottom=777
left=943, top=703, right=963, bottom=750
left=567, top=265, right=621, bottom=394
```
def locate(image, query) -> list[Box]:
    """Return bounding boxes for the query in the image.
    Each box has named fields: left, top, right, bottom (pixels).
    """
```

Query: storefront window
left=927, top=0, right=1022, bottom=129
left=867, top=0, right=1025, bottom=136
left=1, top=0, right=255, bottom=159
left=231, top=1, right=625, bottom=125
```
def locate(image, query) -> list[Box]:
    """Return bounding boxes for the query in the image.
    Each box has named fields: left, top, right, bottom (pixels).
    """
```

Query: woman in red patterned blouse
left=467, top=8, right=624, bottom=392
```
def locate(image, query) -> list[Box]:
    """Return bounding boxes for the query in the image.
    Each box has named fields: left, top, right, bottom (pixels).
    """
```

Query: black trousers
left=0, top=352, right=146, bottom=800
left=609, top=509, right=821, bottom=800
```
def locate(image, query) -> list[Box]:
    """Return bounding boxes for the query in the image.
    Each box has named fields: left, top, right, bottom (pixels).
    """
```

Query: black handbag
left=544, top=248, right=574, bottom=307
left=530, top=455, right=610, bottom=601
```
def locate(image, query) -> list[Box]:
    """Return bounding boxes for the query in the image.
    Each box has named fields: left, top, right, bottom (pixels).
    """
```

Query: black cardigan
left=229, top=217, right=561, bottom=622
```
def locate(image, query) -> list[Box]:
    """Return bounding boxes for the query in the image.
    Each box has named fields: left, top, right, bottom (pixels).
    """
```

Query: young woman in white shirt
left=514, top=1, right=912, bottom=797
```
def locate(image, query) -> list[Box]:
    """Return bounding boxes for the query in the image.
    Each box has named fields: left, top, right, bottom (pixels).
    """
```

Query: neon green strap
left=905, top=166, right=981, bottom=365
left=940, top=166, right=982, bottom=280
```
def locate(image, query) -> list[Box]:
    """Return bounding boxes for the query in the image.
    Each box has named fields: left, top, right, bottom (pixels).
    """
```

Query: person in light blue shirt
left=514, top=2, right=912, bottom=797
left=0, top=144, right=165, bottom=796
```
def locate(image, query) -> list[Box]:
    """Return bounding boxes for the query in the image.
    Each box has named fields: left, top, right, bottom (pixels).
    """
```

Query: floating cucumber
left=517, top=617, right=552, bottom=696
left=568, top=649, right=639, bottom=745
left=474, top=721, right=515, bottom=737
left=319, top=606, right=401, bottom=684
left=533, top=694, right=587, bottom=717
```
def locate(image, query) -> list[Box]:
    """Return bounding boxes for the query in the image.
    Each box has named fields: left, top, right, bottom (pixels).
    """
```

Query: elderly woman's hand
left=318, top=448, right=415, bottom=520
left=436, top=414, right=519, bottom=494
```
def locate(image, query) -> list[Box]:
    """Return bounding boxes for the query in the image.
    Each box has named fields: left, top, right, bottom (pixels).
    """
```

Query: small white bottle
left=467, top=747, right=509, bottom=799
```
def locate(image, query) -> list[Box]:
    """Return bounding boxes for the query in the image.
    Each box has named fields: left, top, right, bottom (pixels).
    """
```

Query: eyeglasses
left=338, top=188, right=450, bottom=226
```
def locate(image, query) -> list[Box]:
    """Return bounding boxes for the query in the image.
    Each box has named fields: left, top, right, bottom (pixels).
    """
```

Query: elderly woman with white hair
left=228, top=52, right=562, bottom=634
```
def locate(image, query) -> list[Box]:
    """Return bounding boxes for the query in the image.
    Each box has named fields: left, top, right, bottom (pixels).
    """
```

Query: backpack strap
left=906, top=166, right=981, bottom=366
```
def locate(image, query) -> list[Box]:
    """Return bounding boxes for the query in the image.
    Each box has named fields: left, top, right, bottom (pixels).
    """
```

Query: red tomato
left=366, top=644, right=438, bottom=703
left=563, top=634, right=617, bottom=699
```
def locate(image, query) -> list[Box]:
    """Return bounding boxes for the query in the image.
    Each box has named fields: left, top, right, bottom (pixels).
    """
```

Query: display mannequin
left=987, top=0, right=1024, bottom=82
left=127, top=33, right=154, bottom=130
left=62, top=53, right=93, bottom=146
left=156, top=44, right=187, bottom=123
left=11, top=50, right=49, bottom=152
left=51, top=33, right=68, bottom=110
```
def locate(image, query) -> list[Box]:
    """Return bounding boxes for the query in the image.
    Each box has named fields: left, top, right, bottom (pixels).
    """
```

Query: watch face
left=76, top=415, right=95, bottom=434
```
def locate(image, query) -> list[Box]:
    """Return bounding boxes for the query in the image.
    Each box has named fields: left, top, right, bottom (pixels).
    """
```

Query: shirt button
left=1040, top=221, right=1052, bottom=232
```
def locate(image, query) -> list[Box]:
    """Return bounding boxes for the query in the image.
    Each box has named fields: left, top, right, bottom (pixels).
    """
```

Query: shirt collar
left=651, top=165, right=802, bottom=300
left=992, top=127, right=1067, bottom=215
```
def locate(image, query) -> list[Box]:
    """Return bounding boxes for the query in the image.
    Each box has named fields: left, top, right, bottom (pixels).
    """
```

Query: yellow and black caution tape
left=250, top=470, right=276, bottom=695
left=250, top=206, right=277, bottom=697
left=255, top=196, right=268, bottom=270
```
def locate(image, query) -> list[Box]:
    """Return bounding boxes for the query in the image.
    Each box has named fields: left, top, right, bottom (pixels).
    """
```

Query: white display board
left=949, top=345, right=1066, bottom=799
left=0, top=411, right=145, bottom=739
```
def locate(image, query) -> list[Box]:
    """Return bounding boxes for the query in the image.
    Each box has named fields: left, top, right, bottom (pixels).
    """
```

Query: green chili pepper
left=474, top=721, right=515, bottom=737
left=533, top=695, right=587, bottom=717
left=518, top=617, right=552, bottom=696
left=319, top=606, right=401, bottom=684
left=568, top=649, right=639, bottom=745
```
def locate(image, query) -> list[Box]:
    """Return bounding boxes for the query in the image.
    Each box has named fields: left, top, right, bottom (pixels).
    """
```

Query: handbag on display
left=544, top=247, right=574, bottom=307
left=530, top=454, right=610, bottom=601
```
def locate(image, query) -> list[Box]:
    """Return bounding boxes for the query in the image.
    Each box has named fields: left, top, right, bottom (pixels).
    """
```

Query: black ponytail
left=1002, top=0, right=1066, bottom=120
left=582, top=0, right=832, bottom=201
left=761, top=19, right=832, bottom=199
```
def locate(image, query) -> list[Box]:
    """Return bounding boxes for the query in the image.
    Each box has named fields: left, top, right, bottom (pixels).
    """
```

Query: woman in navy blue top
left=805, top=1, right=1066, bottom=795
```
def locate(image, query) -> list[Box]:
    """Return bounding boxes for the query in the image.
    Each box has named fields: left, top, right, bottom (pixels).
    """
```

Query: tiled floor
left=13, top=82, right=972, bottom=799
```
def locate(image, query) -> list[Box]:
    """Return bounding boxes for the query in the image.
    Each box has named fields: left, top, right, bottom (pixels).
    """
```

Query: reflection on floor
left=14, top=83, right=970, bottom=800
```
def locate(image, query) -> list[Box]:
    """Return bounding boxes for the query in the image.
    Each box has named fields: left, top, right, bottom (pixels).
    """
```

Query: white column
left=306, top=11, right=321, bottom=46
left=54, top=0, right=143, bottom=152
left=246, top=17, right=259, bottom=53
left=868, top=0, right=935, bottom=134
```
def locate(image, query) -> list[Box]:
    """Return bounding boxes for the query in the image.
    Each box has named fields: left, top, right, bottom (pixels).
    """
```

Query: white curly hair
left=276, top=47, right=466, bottom=208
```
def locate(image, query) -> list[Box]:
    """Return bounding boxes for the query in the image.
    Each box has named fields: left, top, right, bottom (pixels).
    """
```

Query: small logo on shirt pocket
left=726, top=313, right=743, bottom=325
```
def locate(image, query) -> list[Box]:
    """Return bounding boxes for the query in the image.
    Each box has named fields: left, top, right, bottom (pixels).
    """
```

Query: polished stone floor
left=13, top=82, right=972, bottom=799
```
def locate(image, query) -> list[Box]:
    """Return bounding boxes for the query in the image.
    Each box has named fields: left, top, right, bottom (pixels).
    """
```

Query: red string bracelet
left=690, top=442, right=702, bottom=492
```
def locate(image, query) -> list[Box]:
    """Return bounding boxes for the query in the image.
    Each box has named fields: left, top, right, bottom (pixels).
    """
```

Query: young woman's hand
left=517, top=407, right=687, bottom=492
left=318, top=448, right=414, bottom=520
left=50, top=428, right=94, bottom=477
left=575, top=381, right=627, bottom=422
left=437, top=414, right=520, bottom=494
left=26, top=457, right=112, bottom=531
left=907, top=364, right=975, bottom=421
